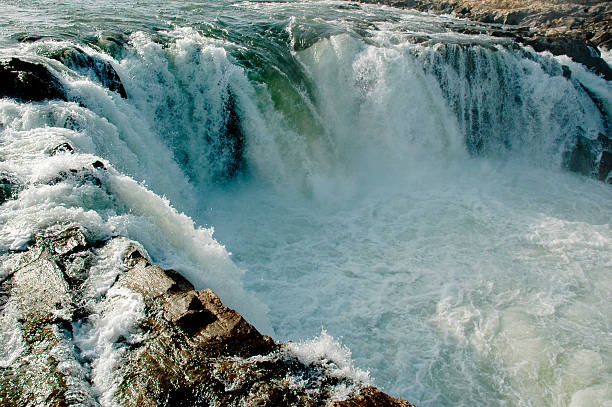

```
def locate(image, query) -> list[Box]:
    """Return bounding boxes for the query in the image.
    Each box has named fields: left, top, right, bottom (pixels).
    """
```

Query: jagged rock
left=0, top=226, right=415, bottom=407
left=47, top=46, right=127, bottom=98
left=0, top=58, right=67, bottom=102
left=564, top=133, right=612, bottom=179
left=47, top=142, right=75, bottom=156
left=48, top=165, right=104, bottom=188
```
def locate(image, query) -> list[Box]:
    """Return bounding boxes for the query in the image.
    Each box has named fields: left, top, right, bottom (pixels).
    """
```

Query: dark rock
left=94, top=34, right=131, bottom=60
left=566, top=135, right=598, bottom=176
left=92, top=160, right=106, bottom=169
left=599, top=150, right=612, bottom=182
left=48, top=46, right=127, bottom=98
left=516, top=36, right=612, bottom=80
left=562, top=65, right=572, bottom=79
left=564, top=133, right=612, bottom=181
left=0, top=173, right=21, bottom=204
left=47, top=142, right=74, bottom=155
left=0, top=58, right=67, bottom=102
left=49, top=166, right=103, bottom=187
left=209, top=90, right=246, bottom=180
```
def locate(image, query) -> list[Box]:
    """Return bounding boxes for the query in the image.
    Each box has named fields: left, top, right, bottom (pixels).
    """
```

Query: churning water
left=0, top=1, right=610, bottom=406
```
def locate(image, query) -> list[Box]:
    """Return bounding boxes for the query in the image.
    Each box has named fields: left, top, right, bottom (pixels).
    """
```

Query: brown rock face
left=329, top=387, right=416, bottom=407
left=0, top=226, right=415, bottom=407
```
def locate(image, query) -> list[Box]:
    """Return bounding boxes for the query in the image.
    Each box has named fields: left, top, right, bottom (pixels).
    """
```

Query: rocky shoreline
left=354, top=0, right=612, bottom=79
left=0, top=225, right=413, bottom=406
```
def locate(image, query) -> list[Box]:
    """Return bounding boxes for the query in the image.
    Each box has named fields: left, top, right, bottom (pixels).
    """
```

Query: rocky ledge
left=354, top=0, right=612, bottom=79
left=0, top=225, right=414, bottom=406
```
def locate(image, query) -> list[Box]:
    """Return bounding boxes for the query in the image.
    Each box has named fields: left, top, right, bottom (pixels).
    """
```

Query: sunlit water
left=0, top=1, right=610, bottom=406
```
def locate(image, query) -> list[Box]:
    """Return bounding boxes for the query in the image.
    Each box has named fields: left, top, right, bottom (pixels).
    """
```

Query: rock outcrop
left=355, top=0, right=612, bottom=78
left=0, top=58, right=68, bottom=102
left=564, top=132, right=612, bottom=182
left=46, top=46, right=127, bottom=98
left=1, top=50, right=127, bottom=104
left=0, top=226, right=414, bottom=406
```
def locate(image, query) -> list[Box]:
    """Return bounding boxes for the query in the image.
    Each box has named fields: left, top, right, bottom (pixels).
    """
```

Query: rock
left=209, top=90, right=246, bottom=180
left=564, top=133, right=612, bottom=180
left=329, top=387, right=416, bottom=406
left=48, top=165, right=104, bottom=188
left=47, top=142, right=74, bottom=156
left=47, top=46, right=127, bottom=98
left=516, top=36, right=612, bottom=80
left=0, top=173, right=21, bottom=204
left=566, top=135, right=598, bottom=176
left=562, top=65, right=572, bottom=79
left=0, top=226, right=416, bottom=406
left=599, top=150, right=612, bottom=182
left=0, top=58, right=67, bottom=102
left=94, top=34, right=131, bottom=60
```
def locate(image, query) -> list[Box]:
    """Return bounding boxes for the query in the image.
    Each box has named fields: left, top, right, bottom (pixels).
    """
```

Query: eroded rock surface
left=0, top=226, right=414, bottom=407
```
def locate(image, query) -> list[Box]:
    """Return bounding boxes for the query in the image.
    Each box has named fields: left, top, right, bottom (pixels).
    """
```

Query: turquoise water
left=0, top=1, right=611, bottom=405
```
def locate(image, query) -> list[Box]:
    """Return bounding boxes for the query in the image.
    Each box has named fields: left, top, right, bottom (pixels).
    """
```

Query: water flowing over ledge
left=1, top=1, right=611, bottom=406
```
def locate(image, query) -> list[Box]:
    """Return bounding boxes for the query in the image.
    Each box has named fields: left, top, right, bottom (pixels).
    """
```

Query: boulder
left=564, top=133, right=612, bottom=180
left=0, top=173, right=21, bottom=204
left=0, top=58, right=67, bottom=102
left=329, top=387, right=416, bottom=407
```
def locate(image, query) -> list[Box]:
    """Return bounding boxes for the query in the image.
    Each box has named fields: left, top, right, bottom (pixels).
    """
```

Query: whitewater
left=0, top=0, right=611, bottom=406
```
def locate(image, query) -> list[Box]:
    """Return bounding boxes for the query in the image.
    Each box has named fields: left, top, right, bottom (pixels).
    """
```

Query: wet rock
left=94, top=33, right=131, bottom=60
left=0, top=226, right=415, bottom=406
left=562, top=65, right=572, bottom=79
left=564, top=133, right=612, bottom=180
left=566, top=135, right=598, bottom=176
left=0, top=58, right=67, bottom=102
left=48, top=166, right=103, bottom=188
left=47, top=142, right=74, bottom=156
left=91, top=160, right=106, bottom=170
left=516, top=36, right=612, bottom=80
left=0, top=173, right=21, bottom=204
left=599, top=150, right=612, bottom=182
left=48, top=46, right=127, bottom=98
left=329, top=387, right=416, bottom=406
left=209, top=90, right=246, bottom=180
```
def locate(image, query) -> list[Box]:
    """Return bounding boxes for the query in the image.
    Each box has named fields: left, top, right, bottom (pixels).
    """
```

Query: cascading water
left=0, top=0, right=610, bottom=406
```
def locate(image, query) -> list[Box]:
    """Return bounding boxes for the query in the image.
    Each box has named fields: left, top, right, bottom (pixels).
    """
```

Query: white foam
left=72, top=285, right=145, bottom=407
left=0, top=302, right=25, bottom=369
